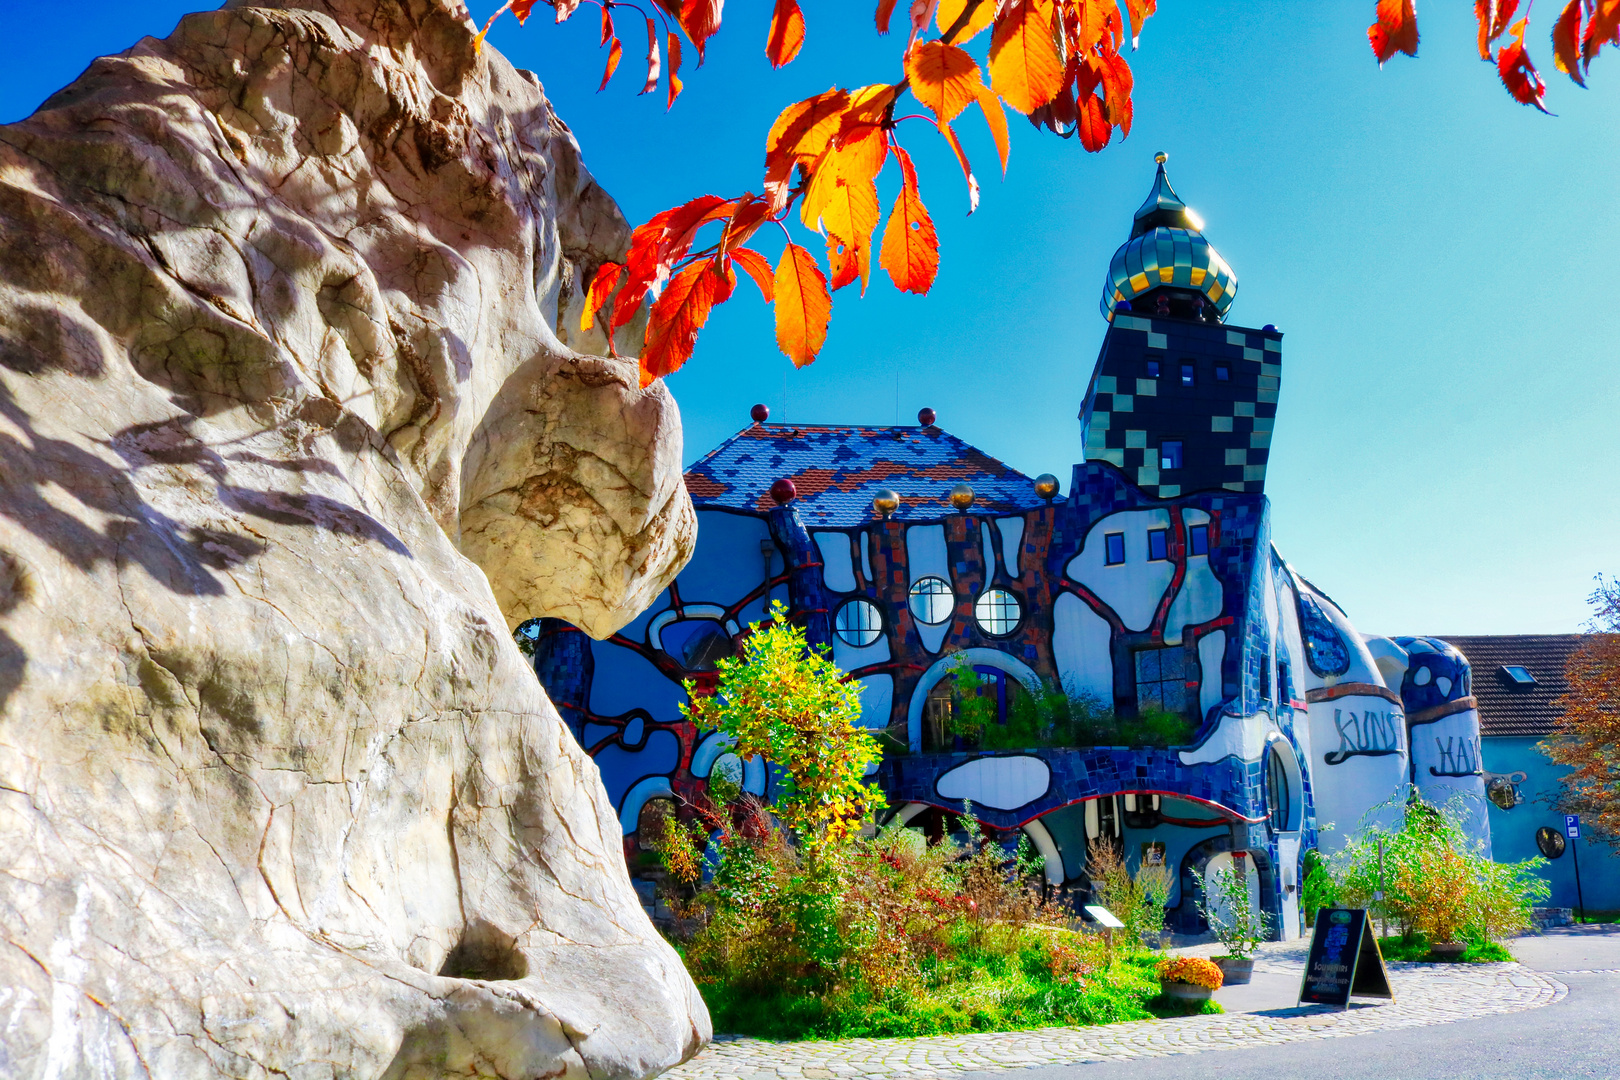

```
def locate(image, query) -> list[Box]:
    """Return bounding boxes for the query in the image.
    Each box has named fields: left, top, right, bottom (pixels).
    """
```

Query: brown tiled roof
left=1434, top=635, right=1586, bottom=737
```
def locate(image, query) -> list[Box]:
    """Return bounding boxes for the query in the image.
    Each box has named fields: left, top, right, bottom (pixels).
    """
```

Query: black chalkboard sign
left=1298, top=908, right=1393, bottom=1009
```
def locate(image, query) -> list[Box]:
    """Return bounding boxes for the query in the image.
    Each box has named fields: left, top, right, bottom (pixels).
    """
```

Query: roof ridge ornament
left=1100, top=152, right=1238, bottom=323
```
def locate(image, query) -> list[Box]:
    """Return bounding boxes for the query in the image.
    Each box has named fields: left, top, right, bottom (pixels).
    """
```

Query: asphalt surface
left=955, top=925, right=1620, bottom=1080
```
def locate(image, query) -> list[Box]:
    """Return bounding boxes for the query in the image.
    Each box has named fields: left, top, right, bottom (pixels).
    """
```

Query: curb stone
left=667, top=963, right=1566, bottom=1080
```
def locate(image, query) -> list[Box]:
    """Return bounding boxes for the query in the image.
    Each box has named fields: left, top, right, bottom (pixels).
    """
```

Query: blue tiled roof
left=685, top=423, right=1055, bottom=528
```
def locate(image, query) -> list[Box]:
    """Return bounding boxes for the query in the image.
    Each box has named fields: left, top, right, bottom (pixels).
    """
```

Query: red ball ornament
left=750, top=403, right=770, bottom=423
left=769, top=478, right=797, bottom=505
left=917, top=407, right=936, bottom=427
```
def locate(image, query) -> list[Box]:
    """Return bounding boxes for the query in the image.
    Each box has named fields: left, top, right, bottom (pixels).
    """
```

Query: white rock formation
left=0, top=0, right=704, bottom=1076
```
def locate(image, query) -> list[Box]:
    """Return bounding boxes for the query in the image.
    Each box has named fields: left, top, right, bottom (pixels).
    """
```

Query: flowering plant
left=1156, top=956, right=1224, bottom=990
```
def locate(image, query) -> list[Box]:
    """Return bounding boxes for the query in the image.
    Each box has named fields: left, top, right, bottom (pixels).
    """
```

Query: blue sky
left=4, top=1, right=1615, bottom=635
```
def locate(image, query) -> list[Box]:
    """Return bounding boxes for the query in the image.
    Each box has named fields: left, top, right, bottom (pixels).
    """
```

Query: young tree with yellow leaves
left=1541, top=574, right=1620, bottom=847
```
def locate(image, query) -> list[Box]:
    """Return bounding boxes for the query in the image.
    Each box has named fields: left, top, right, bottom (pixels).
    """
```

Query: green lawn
left=1376, top=933, right=1515, bottom=963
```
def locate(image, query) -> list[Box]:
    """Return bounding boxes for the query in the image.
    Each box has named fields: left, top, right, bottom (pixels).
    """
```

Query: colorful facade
left=532, top=157, right=1502, bottom=939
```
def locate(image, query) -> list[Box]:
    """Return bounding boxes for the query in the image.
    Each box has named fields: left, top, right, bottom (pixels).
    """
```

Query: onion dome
left=1100, top=152, right=1238, bottom=322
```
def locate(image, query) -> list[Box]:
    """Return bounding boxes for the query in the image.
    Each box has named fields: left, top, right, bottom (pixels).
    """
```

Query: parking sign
left=1566, top=814, right=1582, bottom=839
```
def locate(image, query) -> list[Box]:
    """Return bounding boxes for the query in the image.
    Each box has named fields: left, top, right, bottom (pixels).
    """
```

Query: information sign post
left=1298, top=908, right=1393, bottom=1010
left=1566, top=815, right=1585, bottom=924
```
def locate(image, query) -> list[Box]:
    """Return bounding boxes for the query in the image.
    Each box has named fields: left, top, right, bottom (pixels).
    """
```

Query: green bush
left=942, top=661, right=1195, bottom=751
left=1322, top=798, right=1549, bottom=948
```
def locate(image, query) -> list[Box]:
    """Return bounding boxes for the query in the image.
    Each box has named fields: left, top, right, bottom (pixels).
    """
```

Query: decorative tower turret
left=1080, top=154, right=1282, bottom=501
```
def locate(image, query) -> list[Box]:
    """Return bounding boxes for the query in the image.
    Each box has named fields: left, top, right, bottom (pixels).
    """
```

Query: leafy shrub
left=1300, top=849, right=1338, bottom=926
left=940, top=660, right=1195, bottom=751
left=1156, top=956, right=1223, bottom=989
left=1087, top=839, right=1171, bottom=950
left=1324, top=798, right=1549, bottom=948
left=1197, top=862, right=1272, bottom=959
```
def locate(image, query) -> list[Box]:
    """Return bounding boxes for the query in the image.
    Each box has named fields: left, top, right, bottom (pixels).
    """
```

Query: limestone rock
left=0, top=1, right=704, bottom=1076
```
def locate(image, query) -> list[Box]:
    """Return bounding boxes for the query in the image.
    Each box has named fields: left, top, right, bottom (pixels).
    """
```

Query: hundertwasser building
left=530, top=157, right=1612, bottom=935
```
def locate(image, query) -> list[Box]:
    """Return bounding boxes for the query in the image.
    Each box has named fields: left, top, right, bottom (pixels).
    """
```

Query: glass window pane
left=1135, top=649, right=1160, bottom=683
left=834, top=599, right=883, bottom=647
left=1148, top=529, right=1168, bottom=561
left=974, top=588, right=1021, bottom=635
left=1189, top=524, right=1209, bottom=556
left=908, top=577, right=954, bottom=625
left=1180, top=363, right=1195, bottom=386
left=1160, top=648, right=1187, bottom=683
left=1105, top=533, right=1125, bottom=565
left=1160, top=441, right=1183, bottom=470
left=1146, top=359, right=1160, bottom=377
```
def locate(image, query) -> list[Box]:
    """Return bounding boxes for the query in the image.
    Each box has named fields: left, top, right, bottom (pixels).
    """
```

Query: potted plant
left=1156, top=956, right=1223, bottom=1002
left=1197, top=862, right=1272, bottom=984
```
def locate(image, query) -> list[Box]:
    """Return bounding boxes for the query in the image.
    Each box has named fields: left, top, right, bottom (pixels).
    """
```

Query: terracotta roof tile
left=1433, top=634, right=1585, bottom=737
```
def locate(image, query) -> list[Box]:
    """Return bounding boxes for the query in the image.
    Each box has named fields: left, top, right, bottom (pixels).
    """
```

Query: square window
left=1134, top=647, right=1186, bottom=715
left=1215, top=364, right=1230, bottom=382
left=1146, top=359, right=1160, bottom=378
left=1180, top=363, right=1195, bottom=387
left=1159, top=441, right=1183, bottom=470
left=1147, top=528, right=1168, bottom=561
left=1105, top=532, right=1126, bottom=565
left=1501, top=665, right=1536, bottom=685
left=1189, top=523, right=1209, bottom=556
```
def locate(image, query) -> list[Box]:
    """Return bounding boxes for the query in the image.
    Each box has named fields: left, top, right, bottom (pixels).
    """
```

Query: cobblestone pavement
left=665, top=944, right=1566, bottom=1080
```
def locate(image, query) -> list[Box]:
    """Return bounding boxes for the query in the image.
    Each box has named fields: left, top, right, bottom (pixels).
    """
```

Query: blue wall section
left=1483, top=736, right=1620, bottom=912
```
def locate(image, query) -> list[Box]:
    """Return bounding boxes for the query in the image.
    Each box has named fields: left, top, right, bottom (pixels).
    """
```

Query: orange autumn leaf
left=879, top=144, right=939, bottom=294
left=768, top=89, right=854, bottom=165
left=774, top=242, right=831, bottom=367
left=669, top=0, right=725, bottom=63
left=838, top=83, right=903, bottom=144
left=936, top=0, right=995, bottom=43
left=1368, top=0, right=1419, bottom=64
left=668, top=33, right=684, bottom=108
left=989, top=0, right=1064, bottom=115
left=1073, top=0, right=1114, bottom=55
left=767, top=0, right=807, bottom=67
left=641, top=259, right=735, bottom=385
left=1552, top=0, right=1586, bottom=84
left=937, top=120, right=980, bottom=214
left=1095, top=48, right=1135, bottom=134
left=515, top=0, right=540, bottom=22
left=974, top=83, right=1009, bottom=176
left=906, top=41, right=983, bottom=123
left=600, top=4, right=614, bottom=46
left=729, top=248, right=776, bottom=301
left=721, top=195, right=772, bottom=253
left=599, top=36, right=623, bottom=90
left=875, top=0, right=902, bottom=33
left=553, top=0, right=582, bottom=21
left=1121, top=0, right=1156, bottom=47
left=1475, top=0, right=1520, bottom=59
left=1583, top=0, right=1620, bottom=65
left=581, top=260, right=624, bottom=337
left=800, top=128, right=887, bottom=231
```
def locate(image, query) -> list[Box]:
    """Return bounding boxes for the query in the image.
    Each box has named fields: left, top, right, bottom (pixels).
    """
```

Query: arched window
left=974, top=589, right=1022, bottom=636
left=908, top=576, right=954, bottom=625
left=1266, top=743, right=1294, bottom=833
left=833, top=599, right=883, bottom=647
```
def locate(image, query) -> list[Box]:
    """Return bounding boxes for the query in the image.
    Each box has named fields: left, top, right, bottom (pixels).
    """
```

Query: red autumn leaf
left=1076, top=90, right=1111, bottom=152
left=640, top=18, right=662, bottom=96
left=641, top=259, right=735, bottom=386
left=1094, top=47, right=1135, bottom=134
left=1497, top=17, right=1552, bottom=111
left=1584, top=0, right=1620, bottom=64
left=600, top=5, right=614, bottom=46
left=879, top=144, right=939, bottom=294
left=514, top=0, right=539, bottom=22
left=668, top=32, right=684, bottom=108
left=767, top=0, right=807, bottom=67
left=729, top=248, right=776, bottom=302
left=989, top=0, right=1065, bottom=115
left=907, top=41, right=984, bottom=123
left=936, top=0, right=995, bottom=44
left=876, top=0, right=901, bottom=34
left=1553, top=0, right=1587, bottom=84
left=975, top=83, right=1009, bottom=176
left=774, top=243, right=832, bottom=368
left=599, top=36, right=623, bottom=91
left=1368, top=0, right=1419, bottom=64
left=618, top=194, right=734, bottom=331
left=581, top=261, right=624, bottom=338
left=1475, top=0, right=1520, bottom=59
left=721, top=195, right=772, bottom=253
left=674, top=0, right=725, bottom=63
left=937, top=120, right=980, bottom=214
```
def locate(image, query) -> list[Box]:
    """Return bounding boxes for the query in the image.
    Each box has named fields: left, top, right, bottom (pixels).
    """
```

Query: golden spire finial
left=1154, top=150, right=1167, bottom=165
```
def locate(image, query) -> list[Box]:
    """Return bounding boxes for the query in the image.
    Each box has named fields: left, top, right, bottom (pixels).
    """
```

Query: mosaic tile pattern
left=1082, top=316, right=1283, bottom=500
left=1101, top=159, right=1239, bottom=321
left=686, top=423, right=1053, bottom=528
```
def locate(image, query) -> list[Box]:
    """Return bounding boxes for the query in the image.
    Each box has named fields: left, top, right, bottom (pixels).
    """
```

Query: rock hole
left=437, top=918, right=529, bottom=981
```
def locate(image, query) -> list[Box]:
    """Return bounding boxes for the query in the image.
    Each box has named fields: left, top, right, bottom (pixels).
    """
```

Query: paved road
left=955, top=926, right=1620, bottom=1080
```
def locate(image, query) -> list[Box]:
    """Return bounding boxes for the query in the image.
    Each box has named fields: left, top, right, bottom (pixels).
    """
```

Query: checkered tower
left=1081, top=154, right=1282, bottom=499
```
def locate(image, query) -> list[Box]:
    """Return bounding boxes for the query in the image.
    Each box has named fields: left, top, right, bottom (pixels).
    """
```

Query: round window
left=834, top=599, right=883, bottom=647
left=908, top=577, right=954, bottom=625
left=974, top=588, right=1022, bottom=636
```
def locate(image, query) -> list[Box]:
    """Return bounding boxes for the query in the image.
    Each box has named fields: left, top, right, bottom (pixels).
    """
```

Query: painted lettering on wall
left=1429, top=735, right=1482, bottom=778
left=1323, top=707, right=1404, bottom=766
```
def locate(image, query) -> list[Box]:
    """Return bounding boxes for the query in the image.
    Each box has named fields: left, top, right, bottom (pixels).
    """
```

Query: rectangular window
left=1135, top=647, right=1188, bottom=714
left=1159, top=441, right=1183, bottom=470
left=1278, top=660, right=1291, bottom=704
left=1215, top=364, right=1230, bottom=382
left=1146, top=359, right=1161, bottom=378
left=1261, top=656, right=1273, bottom=702
left=1189, top=523, right=1209, bottom=555
left=1147, top=528, right=1168, bottom=561
left=1105, top=532, right=1126, bottom=565
left=1181, top=363, right=1195, bottom=387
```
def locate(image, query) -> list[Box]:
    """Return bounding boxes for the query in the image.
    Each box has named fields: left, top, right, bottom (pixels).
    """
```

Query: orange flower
left=1156, top=955, right=1224, bottom=990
